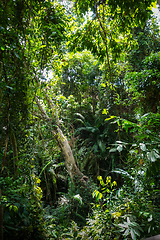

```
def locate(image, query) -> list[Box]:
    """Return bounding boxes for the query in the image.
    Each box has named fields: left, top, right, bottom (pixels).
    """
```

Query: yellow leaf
left=112, top=212, right=121, bottom=218
left=105, top=116, right=116, bottom=121
left=36, top=179, right=41, bottom=184
left=151, top=1, right=157, bottom=8
left=98, top=192, right=103, bottom=200
left=40, top=45, right=46, bottom=48
left=97, top=176, right=102, bottom=181
left=113, top=181, right=117, bottom=186
left=102, top=109, right=108, bottom=115
left=101, top=83, right=106, bottom=87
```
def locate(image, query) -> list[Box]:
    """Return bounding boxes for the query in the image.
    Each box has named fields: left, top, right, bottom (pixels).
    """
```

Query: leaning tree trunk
left=35, top=95, right=87, bottom=182
left=55, top=126, right=83, bottom=179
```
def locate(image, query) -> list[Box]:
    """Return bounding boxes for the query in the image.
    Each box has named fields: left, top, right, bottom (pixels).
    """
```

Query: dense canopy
left=0, top=0, right=160, bottom=239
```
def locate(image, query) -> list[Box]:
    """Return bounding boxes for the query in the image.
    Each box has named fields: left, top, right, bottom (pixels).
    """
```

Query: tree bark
left=55, top=126, right=83, bottom=179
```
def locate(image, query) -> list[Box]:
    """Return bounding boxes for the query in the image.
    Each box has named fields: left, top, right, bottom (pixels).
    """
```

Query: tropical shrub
left=78, top=174, right=160, bottom=240
left=0, top=175, right=46, bottom=240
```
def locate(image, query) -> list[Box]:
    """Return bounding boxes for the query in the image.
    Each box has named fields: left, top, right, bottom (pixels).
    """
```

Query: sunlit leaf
left=117, top=145, right=123, bottom=152
left=139, top=143, right=146, bottom=151
left=131, top=229, right=136, bottom=240
left=102, top=108, right=108, bottom=115
left=109, top=148, right=117, bottom=153
left=105, top=116, right=117, bottom=121
left=73, top=194, right=83, bottom=205
left=40, top=45, right=46, bottom=48
left=112, top=169, right=134, bottom=180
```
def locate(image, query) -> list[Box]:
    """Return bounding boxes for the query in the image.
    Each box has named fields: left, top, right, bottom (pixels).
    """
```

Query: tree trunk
left=35, top=96, right=87, bottom=182
left=55, top=127, right=83, bottom=179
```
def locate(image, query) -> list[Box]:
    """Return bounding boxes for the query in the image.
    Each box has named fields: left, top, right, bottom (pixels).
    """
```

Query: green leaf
left=40, top=45, right=46, bottom=48
left=9, top=205, right=13, bottom=211
left=92, top=190, right=97, bottom=198
left=92, top=189, right=103, bottom=202
left=131, top=229, right=136, bottom=240
left=6, top=86, right=13, bottom=90
left=74, top=112, right=85, bottom=120
left=13, top=206, right=18, bottom=212
left=96, top=192, right=103, bottom=201
left=148, top=226, right=151, bottom=233
left=139, top=143, right=146, bottom=151
left=73, top=231, right=78, bottom=238
left=147, top=151, right=157, bottom=162
left=117, top=145, right=123, bottom=152
left=127, top=217, right=131, bottom=223
left=14, top=51, right=20, bottom=59
left=116, top=141, right=128, bottom=145
left=97, top=140, right=106, bottom=152
left=118, top=223, right=128, bottom=228
left=148, top=214, right=152, bottom=222
left=124, top=228, right=130, bottom=236
left=109, top=148, right=117, bottom=153
left=133, top=228, right=140, bottom=236
left=73, top=194, right=83, bottom=205
left=112, top=169, right=134, bottom=180
left=128, top=222, right=139, bottom=228
left=102, top=188, right=110, bottom=193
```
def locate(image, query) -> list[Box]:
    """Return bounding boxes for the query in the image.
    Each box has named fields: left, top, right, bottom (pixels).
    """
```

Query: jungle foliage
left=0, top=0, right=160, bottom=239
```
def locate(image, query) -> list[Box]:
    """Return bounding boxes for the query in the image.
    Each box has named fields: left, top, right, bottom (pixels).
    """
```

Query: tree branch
left=35, top=96, right=50, bottom=120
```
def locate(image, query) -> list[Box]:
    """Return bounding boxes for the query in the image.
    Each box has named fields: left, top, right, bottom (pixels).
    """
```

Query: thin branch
left=35, top=97, right=57, bottom=137
left=43, top=89, right=60, bottom=125
left=35, top=96, right=50, bottom=120
left=32, top=111, right=48, bottom=120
